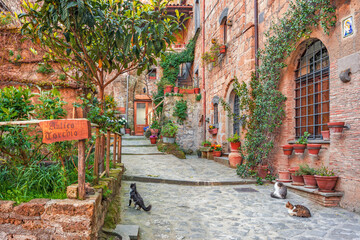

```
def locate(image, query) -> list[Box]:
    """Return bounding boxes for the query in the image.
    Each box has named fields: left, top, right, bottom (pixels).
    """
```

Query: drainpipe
left=125, top=75, right=129, bottom=122
left=254, top=0, right=259, bottom=76
left=202, top=0, right=206, bottom=141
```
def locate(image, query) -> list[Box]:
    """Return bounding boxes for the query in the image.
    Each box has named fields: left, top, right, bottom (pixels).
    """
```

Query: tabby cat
left=129, top=183, right=152, bottom=211
left=285, top=201, right=311, bottom=218
left=270, top=182, right=287, bottom=199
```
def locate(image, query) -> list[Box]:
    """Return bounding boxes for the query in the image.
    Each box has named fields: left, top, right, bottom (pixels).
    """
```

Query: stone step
left=122, top=144, right=154, bottom=148
left=213, top=156, right=230, bottom=167
left=122, top=152, right=165, bottom=156
left=121, top=140, right=151, bottom=145
left=102, top=224, right=139, bottom=240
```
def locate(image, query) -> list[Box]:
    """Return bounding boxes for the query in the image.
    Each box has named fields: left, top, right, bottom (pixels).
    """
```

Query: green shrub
left=37, top=63, right=55, bottom=74
left=161, top=121, right=178, bottom=137
left=173, top=99, right=187, bottom=124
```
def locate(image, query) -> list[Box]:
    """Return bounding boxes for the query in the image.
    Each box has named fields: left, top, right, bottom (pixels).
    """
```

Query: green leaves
left=173, top=99, right=188, bottom=124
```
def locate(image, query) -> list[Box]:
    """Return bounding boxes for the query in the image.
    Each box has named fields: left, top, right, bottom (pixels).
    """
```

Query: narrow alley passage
left=119, top=136, right=360, bottom=240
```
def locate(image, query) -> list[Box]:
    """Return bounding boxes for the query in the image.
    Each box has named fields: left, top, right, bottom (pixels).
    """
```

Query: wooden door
left=134, top=102, right=149, bottom=135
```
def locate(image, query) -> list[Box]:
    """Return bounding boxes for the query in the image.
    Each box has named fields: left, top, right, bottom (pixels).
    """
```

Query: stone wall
left=163, top=94, right=203, bottom=152
left=0, top=164, right=124, bottom=239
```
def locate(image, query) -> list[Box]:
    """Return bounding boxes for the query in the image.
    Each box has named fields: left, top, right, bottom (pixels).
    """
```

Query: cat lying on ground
left=129, top=183, right=151, bottom=211
left=270, top=182, right=287, bottom=199
left=286, top=201, right=311, bottom=218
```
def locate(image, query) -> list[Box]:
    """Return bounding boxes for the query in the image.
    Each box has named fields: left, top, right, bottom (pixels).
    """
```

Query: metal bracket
left=344, top=124, right=350, bottom=130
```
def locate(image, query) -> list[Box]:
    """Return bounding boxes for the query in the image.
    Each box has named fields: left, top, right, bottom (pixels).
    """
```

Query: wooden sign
left=39, top=119, right=91, bottom=144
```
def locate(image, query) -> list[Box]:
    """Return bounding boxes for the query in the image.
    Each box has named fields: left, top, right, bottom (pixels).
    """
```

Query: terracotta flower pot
left=186, top=89, right=194, bottom=94
left=321, top=130, right=330, bottom=141
left=164, top=85, right=173, bottom=93
left=327, top=122, right=345, bottom=133
left=282, top=145, right=293, bottom=155
left=278, top=170, right=291, bottom=182
left=307, top=144, right=322, bottom=156
left=173, top=87, right=179, bottom=93
left=291, top=175, right=304, bottom=186
left=203, top=143, right=210, bottom=147
left=220, top=45, right=226, bottom=54
left=230, top=142, right=241, bottom=151
left=125, top=128, right=131, bottom=134
left=289, top=166, right=300, bottom=177
left=194, top=88, right=200, bottom=94
left=257, top=165, right=268, bottom=179
left=303, top=175, right=317, bottom=189
left=150, top=129, right=159, bottom=135
left=148, top=76, right=156, bottom=80
left=208, top=128, right=218, bottom=135
left=314, top=175, right=338, bottom=192
left=213, top=151, right=222, bottom=157
left=293, top=144, right=306, bottom=154
left=150, top=137, right=157, bottom=144
left=179, top=89, right=186, bottom=94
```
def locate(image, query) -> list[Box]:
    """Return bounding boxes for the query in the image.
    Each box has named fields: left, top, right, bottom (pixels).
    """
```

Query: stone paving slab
left=122, top=155, right=243, bottom=182
left=122, top=146, right=162, bottom=155
left=120, top=182, right=360, bottom=240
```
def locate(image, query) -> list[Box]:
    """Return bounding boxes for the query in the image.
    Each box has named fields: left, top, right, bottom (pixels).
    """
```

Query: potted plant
left=208, top=125, right=218, bottom=135
left=150, top=135, right=157, bottom=144
left=174, top=86, right=179, bottom=93
left=202, top=140, right=211, bottom=147
left=194, top=87, right=200, bottom=94
left=164, top=84, right=173, bottom=94
left=227, top=133, right=241, bottom=151
left=327, top=122, right=345, bottom=133
left=282, top=145, right=293, bottom=155
left=307, top=143, right=322, bottom=156
left=299, top=164, right=317, bottom=188
left=220, top=45, right=226, bottom=54
left=150, top=120, right=160, bottom=135
left=202, top=41, right=221, bottom=65
left=289, top=166, right=300, bottom=177
left=292, top=170, right=305, bottom=186
left=161, top=121, right=178, bottom=144
left=321, top=130, right=330, bottom=141
left=186, top=87, right=194, bottom=94
left=294, top=132, right=310, bottom=154
left=315, top=166, right=338, bottom=192
left=212, top=144, right=222, bottom=157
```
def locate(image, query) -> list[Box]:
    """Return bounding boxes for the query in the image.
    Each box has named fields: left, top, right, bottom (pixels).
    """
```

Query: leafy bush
left=173, top=99, right=188, bottom=124
left=161, top=121, right=178, bottom=138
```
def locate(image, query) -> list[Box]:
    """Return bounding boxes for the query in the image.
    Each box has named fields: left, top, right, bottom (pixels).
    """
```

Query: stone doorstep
left=103, top=224, right=139, bottom=240
left=213, top=156, right=230, bottom=167
left=282, top=182, right=344, bottom=207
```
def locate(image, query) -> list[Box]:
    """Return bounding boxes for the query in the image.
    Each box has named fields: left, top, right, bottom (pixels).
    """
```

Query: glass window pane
left=136, top=103, right=146, bottom=125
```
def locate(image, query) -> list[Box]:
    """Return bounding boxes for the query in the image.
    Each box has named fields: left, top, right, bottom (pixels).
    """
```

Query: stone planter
left=307, top=144, right=322, bottom=156
left=321, top=130, right=330, bottom=141
left=315, top=175, right=338, bottom=192
left=282, top=145, right=293, bottom=155
left=293, top=144, right=306, bottom=154
left=291, top=175, right=304, bottom=186
left=163, top=136, right=175, bottom=144
left=150, top=137, right=157, bottom=144
left=213, top=150, right=222, bottom=157
left=327, top=122, right=345, bottom=133
left=230, top=142, right=241, bottom=151
left=194, top=88, right=200, bottom=94
left=303, top=175, right=317, bottom=189
left=208, top=128, right=218, bottom=135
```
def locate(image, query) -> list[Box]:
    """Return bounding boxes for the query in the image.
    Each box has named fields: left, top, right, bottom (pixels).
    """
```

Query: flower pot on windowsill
left=208, top=128, right=218, bottom=135
left=220, top=45, right=226, bottom=54
left=164, top=85, right=173, bottom=94
left=303, top=175, right=317, bottom=189
left=213, top=150, right=222, bottom=157
left=194, top=88, right=200, bottom=94
left=293, top=144, right=306, bottom=154
left=230, top=142, right=241, bottom=151
left=307, top=144, right=322, bottom=156
left=174, top=87, right=179, bottom=93
left=314, top=175, right=338, bottom=192
left=282, top=145, right=293, bottom=155
left=150, top=136, right=157, bottom=144
left=321, top=130, right=330, bottom=141
left=327, top=122, right=345, bottom=133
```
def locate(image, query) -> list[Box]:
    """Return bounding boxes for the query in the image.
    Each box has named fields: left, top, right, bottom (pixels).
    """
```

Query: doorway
left=134, top=101, right=150, bottom=136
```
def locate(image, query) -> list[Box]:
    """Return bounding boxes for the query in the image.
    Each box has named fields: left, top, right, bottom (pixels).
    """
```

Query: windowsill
left=288, top=140, right=330, bottom=144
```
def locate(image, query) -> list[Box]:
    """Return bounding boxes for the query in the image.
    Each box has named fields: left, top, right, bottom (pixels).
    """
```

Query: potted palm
left=299, top=164, right=317, bottom=189
left=315, top=166, right=339, bottom=192
left=213, top=144, right=222, bottom=157
left=294, top=132, right=310, bottom=154
left=227, top=133, right=241, bottom=151
left=161, top=121, right=178, bottom=144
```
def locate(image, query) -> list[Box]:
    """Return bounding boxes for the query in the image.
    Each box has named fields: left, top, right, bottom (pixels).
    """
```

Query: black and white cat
left=270, top=182, right=287, bottom=199
left=129, top=183, right=152, bottom=211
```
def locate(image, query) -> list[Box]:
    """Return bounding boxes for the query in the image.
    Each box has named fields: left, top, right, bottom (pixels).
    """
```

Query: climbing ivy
left=173, top=99, right=188, bottom=124
left=222, top=0, right=336, bottom=168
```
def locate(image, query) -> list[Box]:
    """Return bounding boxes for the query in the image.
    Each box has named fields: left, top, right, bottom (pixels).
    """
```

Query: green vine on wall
left=173, top=99, right=188, bottom=124
left=222, top=0, right=336, bottom=168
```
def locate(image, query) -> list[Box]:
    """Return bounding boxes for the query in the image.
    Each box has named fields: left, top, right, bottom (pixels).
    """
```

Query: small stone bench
left=283, top=182, right=344, bottom=207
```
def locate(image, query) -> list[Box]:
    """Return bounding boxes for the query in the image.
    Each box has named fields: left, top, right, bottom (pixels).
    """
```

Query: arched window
left=221, top=17, right=227, bottom=44
left=295, top=40, right=330, bottom=140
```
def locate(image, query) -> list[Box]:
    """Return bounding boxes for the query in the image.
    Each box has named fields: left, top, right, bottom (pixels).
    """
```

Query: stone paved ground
left=119, top=136, right=360, bottom=240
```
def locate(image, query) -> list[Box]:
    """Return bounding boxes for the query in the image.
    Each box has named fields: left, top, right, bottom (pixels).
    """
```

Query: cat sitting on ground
left=129, top=183, right=152, bottom=211
left=270, top=182, right=287, bottom=199
left=286, top=201, right=311, bottom=218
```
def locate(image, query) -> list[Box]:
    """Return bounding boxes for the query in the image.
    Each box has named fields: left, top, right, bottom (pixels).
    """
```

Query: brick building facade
left=171, top=0, right=360, bottom=211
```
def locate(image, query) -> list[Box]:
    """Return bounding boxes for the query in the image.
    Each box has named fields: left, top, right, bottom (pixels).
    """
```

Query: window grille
left=295, top=40, right=330, bottom=140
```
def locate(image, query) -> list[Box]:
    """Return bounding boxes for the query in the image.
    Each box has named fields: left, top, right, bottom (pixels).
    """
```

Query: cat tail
left=270, top=192, right=280, bottom=199
left=143, top=204, right=152, bottom=211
